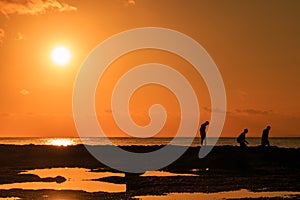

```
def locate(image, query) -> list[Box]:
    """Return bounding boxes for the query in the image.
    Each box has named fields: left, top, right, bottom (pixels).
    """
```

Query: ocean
left=0, top=137, right=299, bottom=148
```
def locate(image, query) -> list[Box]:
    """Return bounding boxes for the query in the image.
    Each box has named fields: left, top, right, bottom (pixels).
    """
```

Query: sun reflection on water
left=46, top=139, right=75, bottom=147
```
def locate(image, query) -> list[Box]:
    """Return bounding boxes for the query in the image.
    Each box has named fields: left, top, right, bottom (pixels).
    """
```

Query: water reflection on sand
left=0, top=168, right=199, bottom=193
left=0, top=168, right=125, bottom=193
left=141, top=171, right=198, bottom=177
left=135, top=189, right=300, bottom=200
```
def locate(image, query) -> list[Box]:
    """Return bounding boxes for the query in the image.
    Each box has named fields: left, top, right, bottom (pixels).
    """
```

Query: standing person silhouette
left=261, top=126, right=271, bottom=147
left=237, top=129, right=249, bottom=148
left=200, top=121, right=209, bottom=146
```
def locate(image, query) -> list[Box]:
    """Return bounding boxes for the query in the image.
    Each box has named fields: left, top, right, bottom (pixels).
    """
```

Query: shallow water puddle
left=135, top=189, right=300, bottom=200
left=0, top=168, right=125, bottom=193
left=0, top=198, right=21, bottom=200
left=141, top=171, right=198, bottom=177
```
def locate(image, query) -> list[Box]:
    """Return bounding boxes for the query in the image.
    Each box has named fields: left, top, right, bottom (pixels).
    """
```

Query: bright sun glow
left=51, top=46, right=71, bottom=66
left=46, top=139, right=74, bottom=147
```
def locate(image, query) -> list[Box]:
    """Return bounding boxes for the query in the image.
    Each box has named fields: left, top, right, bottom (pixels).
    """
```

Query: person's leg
left=241, top=142, right=247, bottom=148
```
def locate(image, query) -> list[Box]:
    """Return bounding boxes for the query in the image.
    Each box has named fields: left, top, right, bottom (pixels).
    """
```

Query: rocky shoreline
left=0, top=145, right=299, bottom=199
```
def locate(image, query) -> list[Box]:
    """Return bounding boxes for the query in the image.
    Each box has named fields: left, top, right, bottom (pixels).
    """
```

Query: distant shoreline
left=0, top=136, right=300, bottom=138
left=0, top=137, right=299, bottom=149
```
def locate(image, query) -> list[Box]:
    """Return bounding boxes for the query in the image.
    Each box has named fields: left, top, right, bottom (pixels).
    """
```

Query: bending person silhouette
left=237, top=129, right=249, bottom=148
left=200, top=121, right=209, bottom=146
left=261, top=126, right=271, bottom=147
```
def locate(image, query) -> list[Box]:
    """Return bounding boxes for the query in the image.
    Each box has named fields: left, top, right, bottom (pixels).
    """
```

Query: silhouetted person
left=237, top=129, right=249, bottom=148
left=200, top=121, right=209, bottom=146
left=261, top=126, right=271, bottom=147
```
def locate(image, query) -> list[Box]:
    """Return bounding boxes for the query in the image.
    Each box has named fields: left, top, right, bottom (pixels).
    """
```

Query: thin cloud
left=122, top=0, right=135, bottom=6
left=128, top=0, right=135, bottom=5
left=0, top=0, right=76, bottom=44
left=17, top=32, right=24, bottom=40
left=0, top=0, right=77, bottom=17
left=0, top=28, right=4, bottom=44
left=105, top=108, right=112, bottom=113
left=20, top=89, right=30, bottom=95
left=235, top=108, right=273, bottom=116
left=237, top=90, right=248, bottom=101
left=202, top=106, right=229, bottom=114
left=0, top=112, right=11, bottom=117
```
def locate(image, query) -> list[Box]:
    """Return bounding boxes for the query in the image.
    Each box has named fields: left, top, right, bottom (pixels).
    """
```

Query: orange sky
left=0, top=0, right=299, bottom=137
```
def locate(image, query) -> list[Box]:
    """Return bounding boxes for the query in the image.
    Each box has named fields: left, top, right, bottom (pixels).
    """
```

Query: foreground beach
left=0, top=144, right=299, bottom=199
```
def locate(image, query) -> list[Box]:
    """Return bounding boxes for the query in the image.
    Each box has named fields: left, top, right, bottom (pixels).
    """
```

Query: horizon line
left=0, top=136, right=299, bottom=138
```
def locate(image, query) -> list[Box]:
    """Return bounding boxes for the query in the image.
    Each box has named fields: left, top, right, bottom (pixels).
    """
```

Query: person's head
left=244, top=128, right=248, bottom=133
left=205, top=121, right=209, bottom=125
left=266, top=125, right=271, bottom=130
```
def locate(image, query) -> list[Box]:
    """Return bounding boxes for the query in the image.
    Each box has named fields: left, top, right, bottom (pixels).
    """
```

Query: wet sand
left=0, top=145, right=299, bottom=199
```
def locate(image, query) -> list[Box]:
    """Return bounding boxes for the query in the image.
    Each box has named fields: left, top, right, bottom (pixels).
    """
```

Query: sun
left=51, top=46, right=71, bottom=66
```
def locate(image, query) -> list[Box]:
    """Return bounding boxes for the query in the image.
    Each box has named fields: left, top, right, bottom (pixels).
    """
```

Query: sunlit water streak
left=45, top=138, right=75, bottom=146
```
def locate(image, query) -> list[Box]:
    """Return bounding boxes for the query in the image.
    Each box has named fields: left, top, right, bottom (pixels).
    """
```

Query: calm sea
left=0, top=137, right=299, bottom=148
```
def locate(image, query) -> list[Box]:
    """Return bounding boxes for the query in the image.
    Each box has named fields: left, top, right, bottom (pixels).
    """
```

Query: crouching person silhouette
left=237, top=129, right=249, bottom=148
